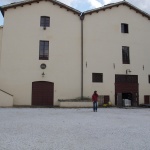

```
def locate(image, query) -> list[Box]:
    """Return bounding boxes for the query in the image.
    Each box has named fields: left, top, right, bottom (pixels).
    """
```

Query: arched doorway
left=32, top=81, right=54, bottom=106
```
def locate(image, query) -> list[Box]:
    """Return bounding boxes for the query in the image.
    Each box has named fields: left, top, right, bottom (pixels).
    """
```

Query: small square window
left=40, top=16, right=50, bottom=27
left=92, top=73, right=103, bottom=82
left=121, top=23, right=128, bottom=33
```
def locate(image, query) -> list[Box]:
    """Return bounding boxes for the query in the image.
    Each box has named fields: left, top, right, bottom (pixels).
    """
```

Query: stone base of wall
left=59, top=100, right=93, bottom=108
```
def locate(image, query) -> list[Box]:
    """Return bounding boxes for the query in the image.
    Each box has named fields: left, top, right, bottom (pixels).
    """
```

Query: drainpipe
left=80, top=13, right=84, bottom=99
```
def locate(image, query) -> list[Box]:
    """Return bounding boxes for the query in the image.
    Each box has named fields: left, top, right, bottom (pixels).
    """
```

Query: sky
left=0, top=0, right=150, bottom=26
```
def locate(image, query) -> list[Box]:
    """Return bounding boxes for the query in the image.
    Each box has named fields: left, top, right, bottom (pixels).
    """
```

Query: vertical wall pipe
left=80, top=13, right=84, bottom=99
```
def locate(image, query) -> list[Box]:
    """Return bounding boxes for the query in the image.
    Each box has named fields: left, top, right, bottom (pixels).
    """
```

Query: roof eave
left=83, top=1, right=150, bottom=20
left=125, top=2, right=150, bottom=20
left=1, top=0, right=81, bottom=16
left=83, top=1, right=123, bottom=14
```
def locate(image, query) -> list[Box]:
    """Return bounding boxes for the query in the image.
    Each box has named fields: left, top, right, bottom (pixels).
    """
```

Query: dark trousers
left=93, top=101, right=97, bottom=112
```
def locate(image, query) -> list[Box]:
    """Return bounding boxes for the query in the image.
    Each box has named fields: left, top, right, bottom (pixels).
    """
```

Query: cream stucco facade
left=0, top=90, right=13, bottom=107
left=0, top=0, right=150, bottom=107
left=0, top=1, right=81, bottom=106
left=83, top=4, right=150, bottom=105
left=0, top=26, right=2, bottom=58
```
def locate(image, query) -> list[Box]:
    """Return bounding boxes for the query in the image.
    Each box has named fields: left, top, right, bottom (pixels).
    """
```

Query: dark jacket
left=92, top=93, right=98, bottom=102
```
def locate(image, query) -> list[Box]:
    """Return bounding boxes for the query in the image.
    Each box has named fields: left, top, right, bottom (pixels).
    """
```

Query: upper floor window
left=92, top=73, right=103, bottom=83
left=39, top=41, right=49, bottom=60
left=122, top=46, right=130, bottom=64
left=149, top=75, right=150, bottom=83
left=121, top=23, right=128, bottom=33
left=40, top=16, right=50, bottom=28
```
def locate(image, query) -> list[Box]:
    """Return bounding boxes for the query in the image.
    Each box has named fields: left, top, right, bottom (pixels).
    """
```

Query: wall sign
left=40, top=63, right=46, bottom=69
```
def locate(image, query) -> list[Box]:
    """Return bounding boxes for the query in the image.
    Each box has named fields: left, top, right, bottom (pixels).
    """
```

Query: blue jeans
left=93, top=101, right=97, bottom=112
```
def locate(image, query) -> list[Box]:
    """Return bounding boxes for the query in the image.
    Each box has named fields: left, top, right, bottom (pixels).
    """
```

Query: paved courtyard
left=0, top=108, right=150, bottom=150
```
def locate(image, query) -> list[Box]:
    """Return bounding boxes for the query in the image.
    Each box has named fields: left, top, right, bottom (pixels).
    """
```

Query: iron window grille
left=40, top=16, right=50, bottom=28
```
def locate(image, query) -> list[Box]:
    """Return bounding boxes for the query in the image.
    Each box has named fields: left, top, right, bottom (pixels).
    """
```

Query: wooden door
left=32, top=81, right=54, bottom=106
left=115, top=75, right=139, bottom=106
left=117, top=93, right=123, bottom=107
left=144, top=96, right=150, bottom=104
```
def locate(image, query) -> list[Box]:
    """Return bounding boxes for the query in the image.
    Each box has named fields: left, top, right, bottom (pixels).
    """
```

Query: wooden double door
left=32, top=81, right=54, bottom=106
left=115, top=75, right=139, bottom=107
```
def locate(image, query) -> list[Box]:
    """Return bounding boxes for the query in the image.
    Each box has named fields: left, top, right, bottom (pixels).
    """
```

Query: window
left=144, top=95, right=150, bottom=104
left=121, top=23, right=128, bottom=33
left=92, top=73, right=103, bottom=82
left=149, top=75, right=150, bottom=83
left=39, top=41, right=49, bottom=60
left=122, top=46, right=130, bottom=64
left=40, top=16, right=50, bottom=27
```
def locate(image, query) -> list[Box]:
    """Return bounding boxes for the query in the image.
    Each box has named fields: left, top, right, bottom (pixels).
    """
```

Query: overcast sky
left=0, top=0, right=150, bottom=25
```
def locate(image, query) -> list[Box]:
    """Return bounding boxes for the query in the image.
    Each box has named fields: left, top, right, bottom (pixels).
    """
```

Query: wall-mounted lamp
left=42, top=72, right=45, bottom=77
left=126, top=69, right=131, bottom=74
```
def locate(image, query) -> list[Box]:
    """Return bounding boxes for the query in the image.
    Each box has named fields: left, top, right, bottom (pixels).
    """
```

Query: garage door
left=115, top=75, right=138, bottom=106
left=32, top=81, right=54, bottom=106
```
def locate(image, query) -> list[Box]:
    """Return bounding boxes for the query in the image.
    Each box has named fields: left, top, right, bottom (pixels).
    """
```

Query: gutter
left=80, top=13, right=84, bottom=99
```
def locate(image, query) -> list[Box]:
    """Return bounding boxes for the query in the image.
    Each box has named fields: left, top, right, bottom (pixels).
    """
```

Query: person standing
left=92, top=91, right=98, bottom=112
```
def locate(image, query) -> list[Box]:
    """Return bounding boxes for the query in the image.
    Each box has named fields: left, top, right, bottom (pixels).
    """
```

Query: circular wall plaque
left=40, top=63, right=46, bottom=69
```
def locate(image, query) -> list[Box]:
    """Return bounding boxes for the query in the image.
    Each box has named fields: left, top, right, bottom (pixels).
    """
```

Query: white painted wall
left=0, top=2, right=150, bottom=106
left=0, top=1, right=81, bottom=106
left=0, top=26, right=3, bottom=60
left=0, top=90, right=13, bottom=107
left=83, top=5, right=150, bottom=104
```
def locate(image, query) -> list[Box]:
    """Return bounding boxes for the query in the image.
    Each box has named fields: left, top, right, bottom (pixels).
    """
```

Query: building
left=83, top=2, right=150, bottom=106
left=0, top=0, right=150, bottom=107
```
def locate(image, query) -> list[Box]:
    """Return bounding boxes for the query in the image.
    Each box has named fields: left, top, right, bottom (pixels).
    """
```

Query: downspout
left=80, top=13, right=84, bottom=99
